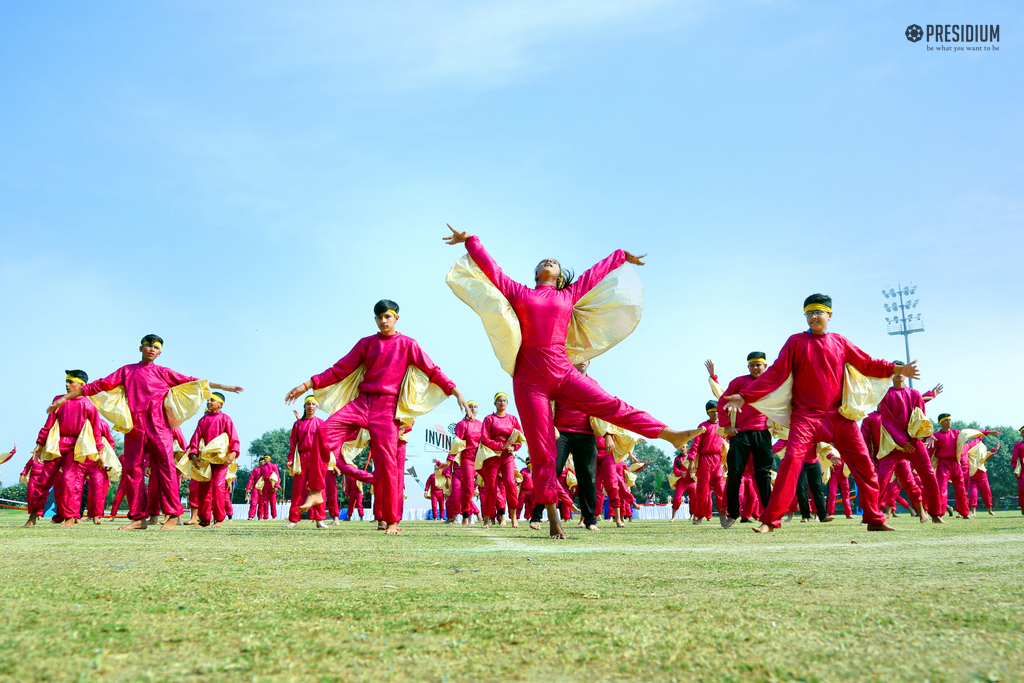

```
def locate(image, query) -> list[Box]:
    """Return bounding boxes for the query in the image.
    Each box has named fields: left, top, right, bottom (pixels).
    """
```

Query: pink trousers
left=935, top=459, right=970, bottom=517
left=876, top=442, right=942, bottom=516
left=481, top=453, right=518, bottom=519
left=692, top=455, right=725, bottom=519
left=969, top=471, right=993, bottom=509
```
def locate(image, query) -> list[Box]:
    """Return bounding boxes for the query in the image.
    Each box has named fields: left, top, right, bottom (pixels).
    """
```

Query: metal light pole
left=882, top=282, right=924, bottom=388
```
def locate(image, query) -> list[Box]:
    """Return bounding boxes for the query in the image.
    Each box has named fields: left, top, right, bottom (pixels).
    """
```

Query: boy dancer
left=929, top=414, right=1000, bottom=518
left=49, top=335, right=243, bottom=530
left=717, top=353, right=774, bottom=528
left=1012, top=427, right=1024, bottom=514
left=669, top=450, right=696, bottom=522
left=687, top=400, right=727, bottom=525
left=185, top=392, right=240, bottom=528
left=284, top=300, right=468, bottom=535
left=876, top=365, right=946, bottom=523
left=286, top=396, right=327, bottom=529
left=723, top=294, right=916, bottom=533
left=967, top=439, right=1000, bottom=516
left=32, top=370, right=104, bottom=527
left=450, top=401, right=483, bottom=525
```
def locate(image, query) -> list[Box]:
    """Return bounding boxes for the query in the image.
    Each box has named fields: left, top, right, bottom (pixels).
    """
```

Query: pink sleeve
left=480, top=416, right=503, bottom=452
left=82, top=366, right=126, bottom=397
left=36, top=406, right=57, bottom=446
left=246, top=466, right=259, bottom=492
left=511, top=416, right=524, bottom=452
left=227, top=417, right=240, bottom=455
left=568, top=250, right=627, bottom=304
left=159, top=366, right=199, bottom=387
left=186, top=420, right=204, bottom=456
left=843, top=338, right=895, bottom=380
left=716, top=379, right=742, bottom=428
left=687, top=429, right=703, bottom=458
left=406, top=339, right=455, bottom=395
left=740, top=339, right=795, bottom=404
left=455, top=421, right=467, bottom=440
left=465, top=236, right=526, bottom=303
left=879, top=395, right=909, bottom=447
left=288, top=422, right=299, bottom=462
left=20, top=459, right=32, bottom=477
left=311, top=338, right=367, bottom=389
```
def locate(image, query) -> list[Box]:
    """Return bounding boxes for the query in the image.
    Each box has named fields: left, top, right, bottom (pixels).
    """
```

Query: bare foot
left=331, top=520, right=341, bottom=526
left=60, top=519, right=76, bottom=528
left=118, top=519, right=148, bottom=530
left=721, top=516, right=736, bottom=529
left=867, top=522, right=896, bottom=531
left=481, top=523, right=490, bottom=530
left=576, top=520, right=585, bottom=528
left=692, top=518, right=702, bottom=525
left=315, top=520, right=329, bottom=529
left=283, top=522, right=298, bottom=528
left=586, top=524, right=600, bottom=531
left=512, top=521, right=520, bottom=529
left=160, top=515, right=180, bottom=531
left=212, top=521, right=224, bottom=529
left=147, top=515, right=159, bottom=525
left=752, top=523, right=774, bottom=533
left=615, top=519, right=625, bottom=528
left=845, top=514, right=853, bottom=519
left=22, top=517, right=37, bottom=528
left=498, top=520, right=507, bottom=527
left=820, top=516, right=835, bottom=523
left=384, top=523, right=401, bottom=535
left=183, top=516, right=200, bottom=526
left=931, top=515, right=946, bottom=524
left=299, top=490, right=324, bottom=512
left=529, top=521, right=542, bottom=531
left=988, top=510, right=995, bottom=515
left=377, top=521, right=387, bottom=531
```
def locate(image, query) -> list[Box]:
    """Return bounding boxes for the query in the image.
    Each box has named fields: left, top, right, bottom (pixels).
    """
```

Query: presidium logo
left=905, top=23, right=1001, bottom=51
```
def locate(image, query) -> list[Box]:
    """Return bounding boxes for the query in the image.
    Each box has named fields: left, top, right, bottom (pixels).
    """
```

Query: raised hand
left=704, top=359, right=715, bottom=377
left=443, top=224, right=469, bottom=245
left=897, top=360, right=921, bottom=380
left=624, top=251, right=646, bottom=266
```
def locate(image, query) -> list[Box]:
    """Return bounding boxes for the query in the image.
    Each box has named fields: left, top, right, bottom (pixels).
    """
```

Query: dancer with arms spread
left=445, top=225, right=702, bottom=539
left=723, top=294, right=917, bottom=533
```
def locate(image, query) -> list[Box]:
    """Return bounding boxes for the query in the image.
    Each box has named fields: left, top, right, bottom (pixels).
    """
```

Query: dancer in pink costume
left=929, top=414, right=1000, bottom=518
left=285, top=300, right=467, bottom=535
left=31, top=370, right=104, bottom=527
left=184, top=393, right=240, bottom=528
left=723, top=294, right=915, bottom=533
left=687, top=400, right=726, bottom=525
left=1011, top=427, right=1024, bottom=514
left=445, top=226, right=702, bottom=538
left=51, top=334, right=243, bottom=530
left=286, top=396, right=327, bottom=529
left=479, top=393, right=522, bottom=529
left=452, top=401, right=483, bottom=525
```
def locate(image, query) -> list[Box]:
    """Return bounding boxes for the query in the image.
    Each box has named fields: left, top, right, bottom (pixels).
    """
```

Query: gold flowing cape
left=566, top=469, right=578, bottom=489
left=446, top=255, right=522, bottom=376
left=668, top=472, right=683, bottom=488
left=226, top=462, right=238, bottom=483
left=817, top=443, right=838, bottom=483
left=67, top=420, right=100, bottom=463
left=179, top=432, right=231, bottom=482
left=270, top=471, right=280, bottom=485
left=288, top=448, right=302, bottom=476
left=624, top=469, right=638, bottom=488
left=515, top=469, right=524, bottom=484
left=315, top=364, right=449, bottom=464
left=877, top=428, right=897, bottom=460
left=41, top=422, right=62, bottom=461
left=966, top=441, right=991, bottom=476
left=0, top=449, right=15, bottom=466
left=709, top=377, right=724, bottom=399
left=449, top=436, right=466, bottom=458
left=475, top=429, right=526, bottom=470
left=255, top=479, right=264, bottom=491
left=446, top=254, right=644, bottom=377
left=99, top=439, right=122, bottom=482
left=907, top=407, right=933, bottom=439
left=589, top=417, right=643, bottom=463
left=748, top=365, right=891, bottom=428
left=165, top=380, right=212, bottom=430
left=89, top=388, right=133, bottom=434
left=768, top=420, right=789, bottom=441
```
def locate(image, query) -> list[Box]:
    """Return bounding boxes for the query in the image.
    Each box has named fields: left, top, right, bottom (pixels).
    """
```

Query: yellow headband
left=304, top=396, right=318, bottom=405
left=747, top=357, right=766, bottom=365
left=378, top=309, right=398, bottom=318
left=804, top=303, right=832, bottom=314
left=143, top=341, right=162, bottom=349
left=467, top=400, right=478, bottom=406
left=210, top=395, right=224, bottom=404
left=941, top=416, right=952, bottom=422
left=707, top=407, right=717, bottom=413
left=66, top=375, right=86, bottom=385
left=494, top=392, right=508, bottom=402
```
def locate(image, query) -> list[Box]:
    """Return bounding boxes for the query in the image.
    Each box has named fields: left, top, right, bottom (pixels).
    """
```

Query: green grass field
left=1, top=510, right=1022, bottom=683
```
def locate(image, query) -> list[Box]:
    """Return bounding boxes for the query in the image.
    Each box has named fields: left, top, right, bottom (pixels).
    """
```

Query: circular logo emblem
left=906, top=24, right=923, bottom=42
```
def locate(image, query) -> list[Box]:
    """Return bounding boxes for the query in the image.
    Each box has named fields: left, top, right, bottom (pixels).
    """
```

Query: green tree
left=249, top=427, right=291, bottom=496
left=631, top=441, right=671, bottom=504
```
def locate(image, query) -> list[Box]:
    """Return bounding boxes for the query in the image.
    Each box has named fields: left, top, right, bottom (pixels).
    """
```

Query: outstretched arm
left=210, top=382, right=244, bottom=393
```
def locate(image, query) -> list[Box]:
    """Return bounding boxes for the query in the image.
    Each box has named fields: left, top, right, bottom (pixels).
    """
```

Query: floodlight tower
left=882, top=282, right=924, bottom=388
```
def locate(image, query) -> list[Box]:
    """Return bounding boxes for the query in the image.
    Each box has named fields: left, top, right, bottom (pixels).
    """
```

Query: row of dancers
left=23, top=227, right=1024, bottom=536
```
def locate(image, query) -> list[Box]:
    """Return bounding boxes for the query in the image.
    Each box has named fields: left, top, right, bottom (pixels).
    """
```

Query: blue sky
left=2, top=1, right=1021, bottom=490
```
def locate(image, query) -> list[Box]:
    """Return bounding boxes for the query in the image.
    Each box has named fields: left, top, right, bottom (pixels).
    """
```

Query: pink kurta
left=454, top=417, right=484, bottom=516
left=687, top=419, right=725, bottom=519
left=876, top=386, right=942, bottom=517
left=289, top=416, right=326, bottom=523
left=187, top=410, right=240, bottom=524
left=82, top=363, right=197, bottom=520
left=480, top=412, right=522, bottom=519
left=35, top=394, right=103, bottom=520
left=1012, top=442, right=1024, bottom=508
left=739, top=331, right=895, bottom=528
left=308, top=332, right=455, bottom=525
left=717, top=376, right=768, bottom=432
left=465, top=236, right=666, bottom=507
